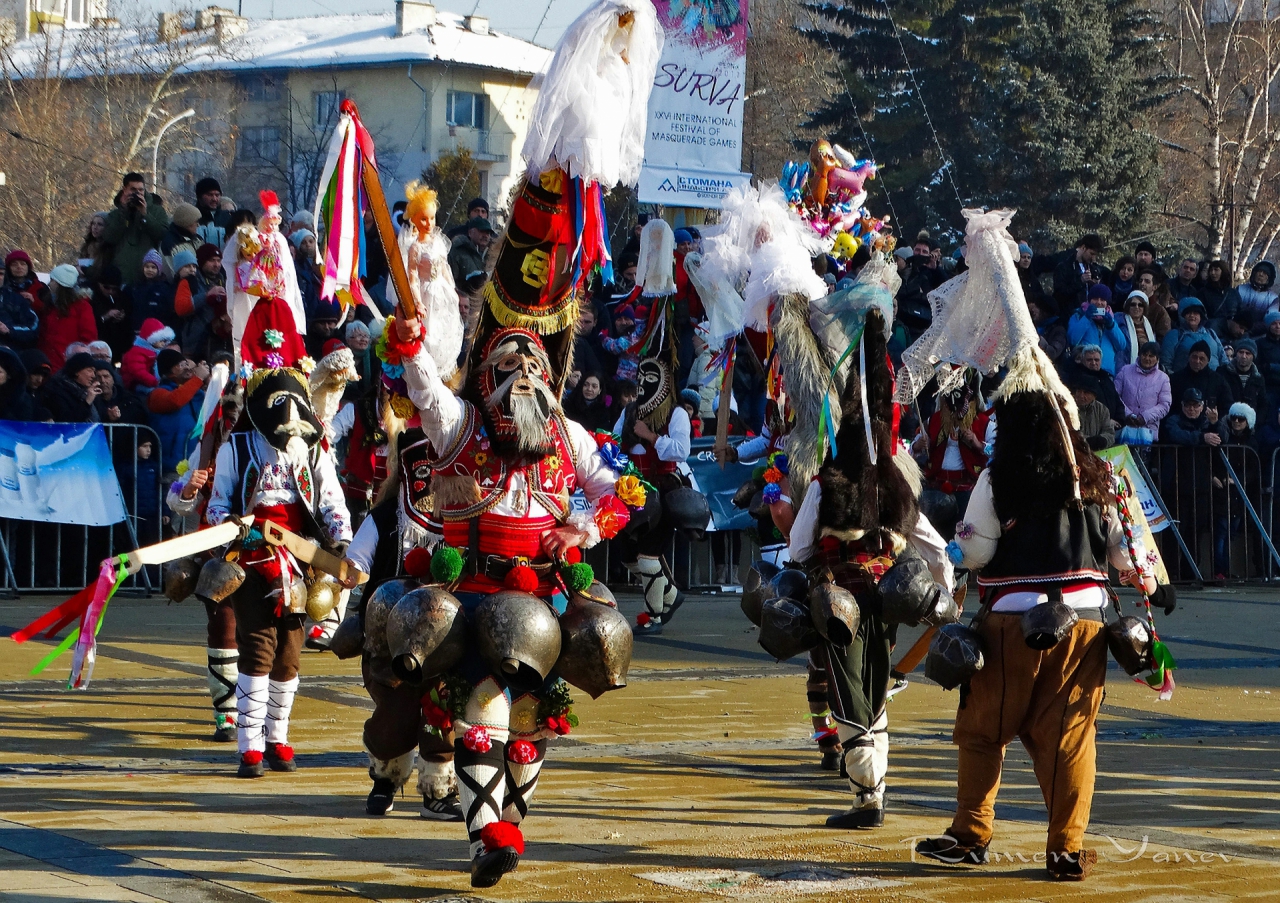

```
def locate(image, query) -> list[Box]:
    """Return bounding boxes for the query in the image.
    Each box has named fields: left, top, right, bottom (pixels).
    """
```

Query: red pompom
left=504, top=564, right=539, bottom=592
left=463, top=725, right=492, bottom=753
left=241, top=750, right=263, bottom=766
left=636, top=612, right=651, bottom=627
left=404, top=547, right=433, bottom=579
left=507, top=739, right=538, bottom=764
left=267, top=742, right=294, bottom=762
left=563, top=546, right=581, bottom=565
left=480, top=820, right=525, bottom=855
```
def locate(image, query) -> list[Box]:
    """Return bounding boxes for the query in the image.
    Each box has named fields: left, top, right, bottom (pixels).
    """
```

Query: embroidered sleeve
left=312, top=447, right=353, bottom=543
left=205, top=441, right=236, bottom=525
left=402, top=347, right=464, bottom=457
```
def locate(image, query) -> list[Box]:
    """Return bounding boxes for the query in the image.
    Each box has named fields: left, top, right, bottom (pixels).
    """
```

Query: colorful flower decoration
left=263, top=329, right=284, bottom=349
left=593, top=495, right=631, bottom=539
left=761, top=482, right=782, bottom=504
left=772, top=453, right=790, bottom=475
left=463, top=725, right=492, bottom=753
left=175, top=459, right=189, bottom=477
left=543, top=715, right=573, bottom=736
left=955, top=521, right=975, bottom=540
left=592, top=430, right=617, bottom=449
left=474, top=452, right=488, bottom=466
left=421, top=693, right=452, bottom=733
left=614, top=475, right=646, bottom=508
left=599, top=441, right=629, bottom=472
left=298, top=356, right=316, bottom=375
left=377, top=315, right=422, bottom=375
left=763, top=466, right=783, bottom=485
left=264, top=352, right=285, bottom=369
left=945, top=541, right=964, bottom=566
left=636, top=611, right=652, bottom=627
left=507, top=739, right=538, bottom=764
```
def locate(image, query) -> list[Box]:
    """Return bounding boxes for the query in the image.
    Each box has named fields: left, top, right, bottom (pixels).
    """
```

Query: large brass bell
left=555, top=600, right=633, bottom=699
left=362, top=577, right=420, bottom=659
left=162, top=557, right=201, bottom=603
left=387, top=587, right=468, bottom=683
left=194, top=557, right=246, bottom=605
left=474, top=590, right=562, bottom=692
left=306, top=574, right=342, bottom=621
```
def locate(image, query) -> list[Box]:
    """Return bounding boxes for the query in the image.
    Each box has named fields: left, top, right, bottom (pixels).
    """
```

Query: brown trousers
left=361, top=656, right=455, bottom=767
left=231, top=571, right=304, bottom=680
left=949, top=612, right=1107, bottom=856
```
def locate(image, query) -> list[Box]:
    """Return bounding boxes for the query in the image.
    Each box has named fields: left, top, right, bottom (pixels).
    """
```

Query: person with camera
left=102, top=172, right=170, bottom=286
left=1066, top=285, right=1126, bottom=374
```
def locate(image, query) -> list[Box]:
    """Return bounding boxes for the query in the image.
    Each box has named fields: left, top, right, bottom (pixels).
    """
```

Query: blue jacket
left=1161, top=298, right=1228, bottom=373
left=0, top=279, right=42, bottom=349
left=147, top=378, right=204, bottom=474
left=1066, top=304, right=1126, bottom=374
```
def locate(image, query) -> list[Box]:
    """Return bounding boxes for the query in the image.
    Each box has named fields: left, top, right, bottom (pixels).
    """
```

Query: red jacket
left=924, top=408, right=991, bottom=489
left=674, top=250, right=703, bottom=320
left=34, top=298, right=97, bottom=370
left=121, top=341, right=159, bottom=391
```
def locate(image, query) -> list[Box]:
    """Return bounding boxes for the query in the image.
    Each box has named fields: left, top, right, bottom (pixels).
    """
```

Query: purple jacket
left=1114, top=363, right=1172, bottom=429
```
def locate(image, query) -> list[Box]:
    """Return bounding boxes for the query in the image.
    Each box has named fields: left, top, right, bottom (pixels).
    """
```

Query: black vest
left=978, top=502, right=1109, bottom=591
left=356, top=499, right=403, bottom=616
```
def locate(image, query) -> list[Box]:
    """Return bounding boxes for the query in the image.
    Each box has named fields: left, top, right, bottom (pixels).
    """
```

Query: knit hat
left=679, top=388, right=701, bottom=410
left=1068, top=372, right=1100, bottom=395
left=157, top=347, right=185, bottom=377
left=1017, top=242, right=1033, bottom=256
left=1135, top=240, right=1157, bottom=256
left=1229, top=402, right=1257, bottom=429
left=139, top=318, right=175, bottom=347
left=1087, top=284, right=1112, bottom=303
left=195, top=243, right=222, bottom=269
left=614, top=305, right=636, bottom=322
left=142, top=249, right=164, bottom=269
left=289, top=229, right=315, bottom=249
left=63, top=352, right=96, bottom=377
left=5, top=249, right=32, bottom=269
left=322, top=338, right=346, bottom=358
left=289, top=210, right=315, bottom=230
left=1266, top=310, right=1280, bottom=327
left=49, top=264, right=79, bottom=288
left=195, top=177, right=222, bottom=197
left=19, top=349, right=50, bottom=375
left=171, top=203, right=201, bottom=229
left=1125, top=290, right=1149, bottom=307
left=171, top=249, right=198, bottom=272
left=894, top=246, right=913, bottom=261
left=1235, top=336, right=1258, bottom=356
left=1189, top=339, right=1212, bottom=357
left=673, top=228, right=693, bottom=244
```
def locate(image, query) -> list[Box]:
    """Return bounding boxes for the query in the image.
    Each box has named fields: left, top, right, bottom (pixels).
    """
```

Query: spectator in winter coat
left=562, top=372, right=614, bottom=433
left=1066, top=285, right=1126, bottom=374
left=1163, top=388, right=1227, bottom=446
left=94, top=362, right=147, bottom=426
left=147, top=348, right=208, bottom=476
left=161, top=202, right=203, bottom=275
left=897, top=239, right=947, bottom=340
left=572, top=303, right=604, bottom=382
left=34, top=265, right=97, bottom=370
left=41, top=352, right=101, bottom=422
left=1134, top=240, right=1161, bottom=274
left=1222, top=260, right=1279, bottom=333
left=1134, top=268, right=1174, bottom=339
left=193, top=177, right=231, bottom=251
left=1222, top=336, right=1270, bottom=417
left=1069, top=372, right=1116, bottom=450
left=102, top=172, right=169, bottom=286
left=1108, top=255, right=1138, bottom=309
left=600, top=305, right=646, bottom=384
left=0, top=346, right=35, bottom=421
left=18, top=349, right=51, bottom=419
left=1170, top=258, right=1203, bottom=303
left=1255, top=311, right=1280, bottom=397
left=0, top=250, right=44, bottom=349
left=1116, top=290, right=1156, bottom=367
left=126, top=249, right=176, bottom=330
left=1028, top=297, right=1067, bottom=364
left=1075, top=344, right=1126, bottom=424
left=291, top=230, right=322, bottom=319
left=448, top=216, right=494, bottom=298
left=1170, top=343, right=1234, bottom=414
left=1199, top=260, right=1233, bottom=323
left=1053, top=233, right=1106, bottom=312
left=121, top=318, right=174, bottom=393
left=1115, top=342, right=1172, bottom=434
left=89, top=264, right=133, bottom=362
left=1162, top=297, right=1227, bottom=372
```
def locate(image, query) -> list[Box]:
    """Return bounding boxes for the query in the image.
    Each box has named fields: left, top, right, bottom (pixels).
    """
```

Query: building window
left=447, top=91, right=487, bottom=129
left=239, top=126, right=281, bottom=163
left=314, top=90, right=345, bottom=127
left=240, top=74, right=281, bottom=103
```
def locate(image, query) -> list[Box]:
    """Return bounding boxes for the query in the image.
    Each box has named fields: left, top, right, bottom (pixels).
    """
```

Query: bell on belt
left=387, top=586, right=468, bottom=684
left=1021, top=600, right=1079, bottom=650
left=555, top=599, right=633, bottom=699
left=306, top=574, right=342, bottom=621
left=474, top=590, right=562, bottom=692
left=195, top=558, right=246, bottom=605
left=328, top=614, right=364, bottom=660
left=362, top=577, right=420, bottom=659
left=809, top=582, right=860, bottom=646
left=757, top=597, right=820, bottom=662
left=740, top=560, right=781, bottom=627
left=925, top=623, right=985, bottom=690
left=162, top=557, right=201, bottom=603
left=1105, top=615, right=1153, bottom=675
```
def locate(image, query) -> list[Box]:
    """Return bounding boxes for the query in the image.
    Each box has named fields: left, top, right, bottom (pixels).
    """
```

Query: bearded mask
left=474, top=328, right=561, bottom=457
left=246, top=368, right=322, bottom=467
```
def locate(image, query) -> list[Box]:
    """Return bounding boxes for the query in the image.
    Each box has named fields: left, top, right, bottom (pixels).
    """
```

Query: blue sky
left=191, top=0, right=593, bottom=47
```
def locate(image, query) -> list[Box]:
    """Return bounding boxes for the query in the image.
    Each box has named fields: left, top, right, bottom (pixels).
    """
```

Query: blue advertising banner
left=0, top=422, right=127, bottom=526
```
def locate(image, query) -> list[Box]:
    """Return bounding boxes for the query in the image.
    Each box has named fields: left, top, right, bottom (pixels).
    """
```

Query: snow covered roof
left=1, top=10, right=553, bottom=79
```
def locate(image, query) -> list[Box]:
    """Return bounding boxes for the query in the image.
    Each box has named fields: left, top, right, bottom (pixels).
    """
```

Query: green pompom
left=563, top=562, right=595, bottom=594
left=431, top=545, right=464, bottom=584
left=752, top=464, right=767, bottom=481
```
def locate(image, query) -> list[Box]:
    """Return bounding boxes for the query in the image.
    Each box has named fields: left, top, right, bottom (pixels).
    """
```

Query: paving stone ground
left=1, top=584, right=1279, bottom=902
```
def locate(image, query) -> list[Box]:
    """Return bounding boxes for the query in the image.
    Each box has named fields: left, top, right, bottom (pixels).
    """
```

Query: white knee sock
left=236, top=673, right=269, bottom=754
left=207, top=648, right=238, bottom=725
left=838, top=709, right=889, bottom=809
left=265, top=676, right=300, bottom=746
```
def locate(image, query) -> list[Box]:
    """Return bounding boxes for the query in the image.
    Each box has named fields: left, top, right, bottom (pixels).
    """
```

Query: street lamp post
left=151, top=108, right=196, bottom=192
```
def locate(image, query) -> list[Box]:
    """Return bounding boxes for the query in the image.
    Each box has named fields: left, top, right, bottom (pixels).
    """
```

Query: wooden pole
left=715, top=338, right=736, bottom=468
left=359, top=159, right=417, bottom=321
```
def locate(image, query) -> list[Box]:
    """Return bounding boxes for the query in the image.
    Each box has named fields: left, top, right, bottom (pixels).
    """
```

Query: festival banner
left=0, top=422, right=127, bottom=526
left=1097, top=445, right=1167, bottom=533
left=637, top=0, right=753, bottom=208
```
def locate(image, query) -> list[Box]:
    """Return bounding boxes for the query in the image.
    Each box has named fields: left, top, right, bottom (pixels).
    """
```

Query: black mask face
left=635, top=358, right=671, bottom=419
left=245, top=369, right=322, bottom=454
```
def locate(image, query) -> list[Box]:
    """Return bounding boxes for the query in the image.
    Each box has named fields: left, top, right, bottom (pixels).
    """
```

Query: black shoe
left=820, top=750, right=841, bottom=771
left=366, top=776, right=397, bottom=815
left=421, top=793, right=463, bottom=821
left=212, top=722, right=236, bottom=743
left=470, top=847, right=520, bottom=888
left=1047, top=849, right=1096, bottom=881
left=915, top=834, right=989, bottom=865
left=264, top=743, right=297, bottom=773
left=825, top=805, right=885, bottom=829
left=237, top=753, right=264, bottom=779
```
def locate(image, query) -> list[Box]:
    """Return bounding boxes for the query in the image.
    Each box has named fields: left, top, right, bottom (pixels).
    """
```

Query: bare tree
left=0, top=7, right=231, bottom=267
left=1157, top=0, right=1280, bottom=277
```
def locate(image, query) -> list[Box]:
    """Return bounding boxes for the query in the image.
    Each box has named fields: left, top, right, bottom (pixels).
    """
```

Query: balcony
left=445, top=125, right=508, bottom=163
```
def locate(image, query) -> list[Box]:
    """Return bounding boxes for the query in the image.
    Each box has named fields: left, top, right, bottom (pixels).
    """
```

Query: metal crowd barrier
left=0, top=423, right=163, bottom=597
left=1145, top=443, right=1280, bottom=584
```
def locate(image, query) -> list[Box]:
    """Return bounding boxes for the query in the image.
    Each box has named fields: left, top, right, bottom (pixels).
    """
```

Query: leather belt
left=468, top=553, right=555, bottom=582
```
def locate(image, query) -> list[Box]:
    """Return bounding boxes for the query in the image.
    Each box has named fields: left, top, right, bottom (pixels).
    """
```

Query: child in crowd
left=600, top=304, right=646, bottom=383
left=127, top=249, right=176, bottom=330
left=121, top=317, right=175, bottom=394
